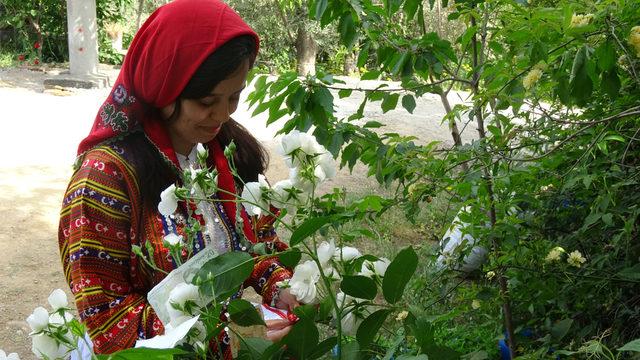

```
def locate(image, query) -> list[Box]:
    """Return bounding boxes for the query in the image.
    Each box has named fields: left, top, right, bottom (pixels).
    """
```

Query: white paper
left=147, top=247, right=218, bottom=325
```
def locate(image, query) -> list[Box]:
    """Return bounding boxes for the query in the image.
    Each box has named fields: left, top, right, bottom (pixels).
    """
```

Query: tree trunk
left=296, top=24, right=317, bottom=76
left=343, top=51, right=357, bottom=75
left=136, top=0, right=145, bottom=30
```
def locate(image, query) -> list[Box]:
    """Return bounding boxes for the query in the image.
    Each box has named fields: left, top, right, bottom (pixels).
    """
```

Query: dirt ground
left=0, top=65, right=474, bottom=357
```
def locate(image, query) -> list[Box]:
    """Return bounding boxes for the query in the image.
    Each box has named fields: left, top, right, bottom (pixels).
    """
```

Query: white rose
left=317, top=240, right=336, bottom=267
left=240, top=179, right=269, bottom=216
left=48, top=311, right=73, bottom=326
left=334, top=246, right=361, bottom=262
left=316, top=152, right=337, bottom=180
left=359, top=258, right=391, bottom=278
left=31, top=334, right=67, bottom=360
left=164, top=233, right=183, bottom=246
left=158, top=184, right=178, bottom=216
left=299, top=133, right=321, bottom=156
left=313, top=165, right=327, bottom=183
left=26, top=307, right=50, bottom=332
left=289, top=260, right=320, bottom=304
left=0, top=350, right=20, bottom=360
left=279, top=130, right=303, bottom=155
left=47, top=289, right=68, bottom=311
left=289, top=167, right=313, bottom=194
left=135, top=315, right=200, bottom=349
left=335, top=292, right=368, bottom=336
left=168, top=283, right=202, bottom=312
left=271, top=179, right=297, bottom=210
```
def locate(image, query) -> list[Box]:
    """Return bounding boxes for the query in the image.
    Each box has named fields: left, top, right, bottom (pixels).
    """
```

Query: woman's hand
left=274, top=288, right=300, bottom=312
left=266, top=288, right=300, bottom=342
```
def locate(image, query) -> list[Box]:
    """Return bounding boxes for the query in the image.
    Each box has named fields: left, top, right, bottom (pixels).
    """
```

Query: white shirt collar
left=176, top=144, right=201, bottom=170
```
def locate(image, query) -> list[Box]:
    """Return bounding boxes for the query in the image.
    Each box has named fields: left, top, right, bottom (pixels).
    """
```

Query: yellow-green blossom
left=629, top=26, right=640, bottom=57
left=485, top=271, right=496, bottom=280
left=471, top=300, right=481, bottom=310
left=545, top=246, right=565, bottom=262
left=567, top=250, right=587, bottom=267
left=395, top=310, right=409, bottom=321
left=523, top=68, right=543, bottom=90
left=570, top=13, right=594, bottom=28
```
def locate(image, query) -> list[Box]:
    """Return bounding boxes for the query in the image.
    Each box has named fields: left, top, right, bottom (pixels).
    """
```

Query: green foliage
left=192, top=251, right=254, bottom=301
left=249, top=0, right=640, bottom=357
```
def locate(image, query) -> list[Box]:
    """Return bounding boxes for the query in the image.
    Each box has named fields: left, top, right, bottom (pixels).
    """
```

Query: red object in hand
left=34, top=41, right=40, bottom=49
left=17, top=55, right=25, bottom=61
left=287, top=313, right=299, bottom=323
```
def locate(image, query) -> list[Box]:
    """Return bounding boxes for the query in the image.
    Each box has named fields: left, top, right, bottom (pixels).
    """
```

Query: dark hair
left=128, top=35, right=268, bottom=206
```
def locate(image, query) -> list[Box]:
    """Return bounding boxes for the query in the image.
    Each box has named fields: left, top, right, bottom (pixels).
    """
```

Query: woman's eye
left=200, top=99, right=217, bottom=106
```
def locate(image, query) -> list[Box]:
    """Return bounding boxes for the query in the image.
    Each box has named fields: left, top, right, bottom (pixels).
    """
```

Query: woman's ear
left=160, top=102, right=176, bottom=121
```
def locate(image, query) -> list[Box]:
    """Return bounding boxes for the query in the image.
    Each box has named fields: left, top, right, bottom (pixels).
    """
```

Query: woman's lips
left=202, top=125, right=221, bottom=135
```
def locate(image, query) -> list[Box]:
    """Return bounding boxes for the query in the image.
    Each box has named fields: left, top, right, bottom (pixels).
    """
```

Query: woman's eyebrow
left=208, top=85, right=246, bottom=97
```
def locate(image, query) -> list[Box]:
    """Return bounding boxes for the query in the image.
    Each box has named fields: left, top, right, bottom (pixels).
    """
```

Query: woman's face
left=163, top=60, right=250, bottom=155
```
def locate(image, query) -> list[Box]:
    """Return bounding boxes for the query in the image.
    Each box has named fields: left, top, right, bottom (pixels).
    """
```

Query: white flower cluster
left=569, top=13, right=594, bottom=28
left=284, top=241, right=389, bottom=335
left=544, top=246, right=587, bottom=268
left=136, top=282, right=210, bottom=350
left=240, top=130, right=338, bottom=216
left=630, top=26, right=640, bottom=58
left=26, top=289, right=76, bottom=360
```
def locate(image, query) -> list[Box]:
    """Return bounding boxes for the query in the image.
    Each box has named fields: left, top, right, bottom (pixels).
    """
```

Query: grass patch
left=0, top=50, right=16, bottom=68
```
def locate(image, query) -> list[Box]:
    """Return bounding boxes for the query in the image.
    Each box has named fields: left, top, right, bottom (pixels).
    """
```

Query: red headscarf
left=77, top=0, right=260, bottom=242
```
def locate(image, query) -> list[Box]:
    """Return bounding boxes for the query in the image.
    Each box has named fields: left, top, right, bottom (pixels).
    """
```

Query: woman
left=58, top=0, right=297, bottom=356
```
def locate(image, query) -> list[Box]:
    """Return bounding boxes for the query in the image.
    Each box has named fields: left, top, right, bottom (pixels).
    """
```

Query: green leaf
left=340, top=275, right=378, bottom=300
left=554, top=74, right=571, bottom=105
left=403, top=0, right=421, bottom=19
left=529, top=41, right=548, bottom=65
left=361, top=70, right=381, bottom=81
left=390, top=52, right=409, bottom=75
left=339, top=89, right=353, bottom=98
left=402, top=95, right=416, bottom=113
left=309, top=336, right=338, bottom=359
left=339, top=341, right=360, bottom=360
left=97, top=348, right=188, bottom=360
left=357, top=43, right=370, bottom=68
left=339, top=12, right=358, bottom=49
left=312, top=86, right=334, bottom=114
left=313, top=0, right=328, bottom=20
left=617, top=265, right=640, bottom=280
left=618, top=338, right=640, bottom=352
left=459, top=25, right=477, bottom=47
left=228, top=299, right=266, bottom=326
left=595, top=41, right=616, bottom=72
left=570, top=46, right=593, bottom=105
left=278, top=248, right=302, bottom=269
left=290, top=216, right=334, bottom=246
left=283, top=319, right=319, bottom=359
left=381, top=93, right=400, bottom=113
left=551, top=318, right=573, bottom=341
left=601, top=69, right=620, bottom=99
left=382, top=246, right=418, bottom=303
left=363, top=121, right=384, bottom=128
left=356, top=309, right=392, bottom=349
left=193, top=251, right=254, bottom=300
left=604, top=134, right=625, bottom=142
left=237, top=338, right=272, bottom=360
left=294, top=304, right=319, bottom=321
